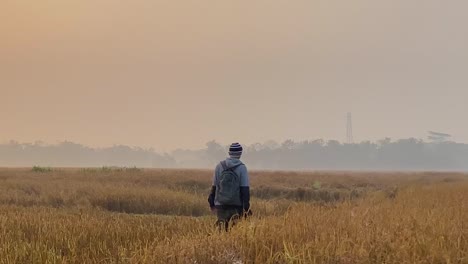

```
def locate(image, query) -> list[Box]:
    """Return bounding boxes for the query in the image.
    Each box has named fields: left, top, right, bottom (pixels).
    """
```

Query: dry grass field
left=0, top=167, right=466, bottom=263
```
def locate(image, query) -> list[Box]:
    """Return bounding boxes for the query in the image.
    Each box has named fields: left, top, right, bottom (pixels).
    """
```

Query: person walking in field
left=208, top=142, right=251, bottom=231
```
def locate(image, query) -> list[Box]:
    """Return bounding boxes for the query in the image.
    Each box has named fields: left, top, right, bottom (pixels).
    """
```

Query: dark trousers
left=215, top=206, right=243, bottom=232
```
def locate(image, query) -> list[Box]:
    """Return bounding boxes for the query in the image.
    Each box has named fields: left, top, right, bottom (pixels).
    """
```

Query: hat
left=229, top=142, right=243, bottom=158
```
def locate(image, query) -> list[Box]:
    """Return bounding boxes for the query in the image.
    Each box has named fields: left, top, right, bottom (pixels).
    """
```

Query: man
left=208, top=142, right=251, bottom=231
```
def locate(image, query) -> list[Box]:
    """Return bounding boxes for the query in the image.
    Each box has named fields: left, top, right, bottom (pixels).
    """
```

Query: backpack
left=216, top=161, right=242, bottom=206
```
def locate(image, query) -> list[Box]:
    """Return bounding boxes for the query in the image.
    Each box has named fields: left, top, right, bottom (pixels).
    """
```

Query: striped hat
left=229, top=142, right=243, bottom=158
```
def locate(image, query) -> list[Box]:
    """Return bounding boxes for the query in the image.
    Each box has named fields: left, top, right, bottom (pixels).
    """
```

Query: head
left=229, top=142, right=243, bottom=159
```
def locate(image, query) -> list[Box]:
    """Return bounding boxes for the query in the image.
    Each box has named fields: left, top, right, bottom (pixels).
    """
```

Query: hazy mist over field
left=1, top=3, right=468, bottom=261
left=2, top=1, right=468, bottom=151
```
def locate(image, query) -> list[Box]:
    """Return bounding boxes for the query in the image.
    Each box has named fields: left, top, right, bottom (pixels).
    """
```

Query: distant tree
left=205, top=140, right=225, bottom=164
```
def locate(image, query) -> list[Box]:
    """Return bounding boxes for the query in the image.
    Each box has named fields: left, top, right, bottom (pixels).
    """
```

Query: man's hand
left=208, top=186, right=216, bottom=208
left=210, top=207, right=217, bottom=215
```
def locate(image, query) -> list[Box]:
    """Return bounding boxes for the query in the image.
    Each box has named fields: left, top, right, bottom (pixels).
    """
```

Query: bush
left=32, top=166, right=52, bottom=173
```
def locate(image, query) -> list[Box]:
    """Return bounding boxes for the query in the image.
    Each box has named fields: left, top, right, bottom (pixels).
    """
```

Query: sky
left=1, top=0, right=468, bottom=151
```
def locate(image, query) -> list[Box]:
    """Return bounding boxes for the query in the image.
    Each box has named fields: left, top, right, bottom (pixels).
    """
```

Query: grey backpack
left=216, top=161, right=242, bottom=206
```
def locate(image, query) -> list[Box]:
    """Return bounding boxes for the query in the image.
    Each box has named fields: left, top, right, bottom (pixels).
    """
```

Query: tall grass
left=0, top=168, right=466, bottom=263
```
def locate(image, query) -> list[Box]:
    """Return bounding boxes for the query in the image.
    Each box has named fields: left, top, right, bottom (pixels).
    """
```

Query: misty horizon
left=0, top=132, right=458, bottom=153
left=2, top=136, right=467, bottom=171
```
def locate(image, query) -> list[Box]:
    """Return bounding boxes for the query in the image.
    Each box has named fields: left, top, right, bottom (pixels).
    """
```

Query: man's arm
left=240, top=186, right=250, bottom=212
left=239, top=165, right=250, bottom=213
left=207, top=164, right=218, bottom=209
left=208, top=186, right=216, bottom=208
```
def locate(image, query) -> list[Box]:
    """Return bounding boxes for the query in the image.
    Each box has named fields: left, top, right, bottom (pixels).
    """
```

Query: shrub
left=31, top=166, right=52, bottom=173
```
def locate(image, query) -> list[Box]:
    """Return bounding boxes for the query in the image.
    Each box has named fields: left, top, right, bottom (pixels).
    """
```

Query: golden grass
left=0, top=168, right=466, bottom=263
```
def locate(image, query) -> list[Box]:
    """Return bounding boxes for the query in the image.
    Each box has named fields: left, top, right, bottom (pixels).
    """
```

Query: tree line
left=1, top=139, right=467, bottom=171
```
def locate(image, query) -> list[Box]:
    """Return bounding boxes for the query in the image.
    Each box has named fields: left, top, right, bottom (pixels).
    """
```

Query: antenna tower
left=346, top=112, right=354, bottom=144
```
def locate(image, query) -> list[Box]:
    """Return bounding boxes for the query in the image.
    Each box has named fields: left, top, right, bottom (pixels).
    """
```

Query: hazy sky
left=2, top=0, right=468, bottom=150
